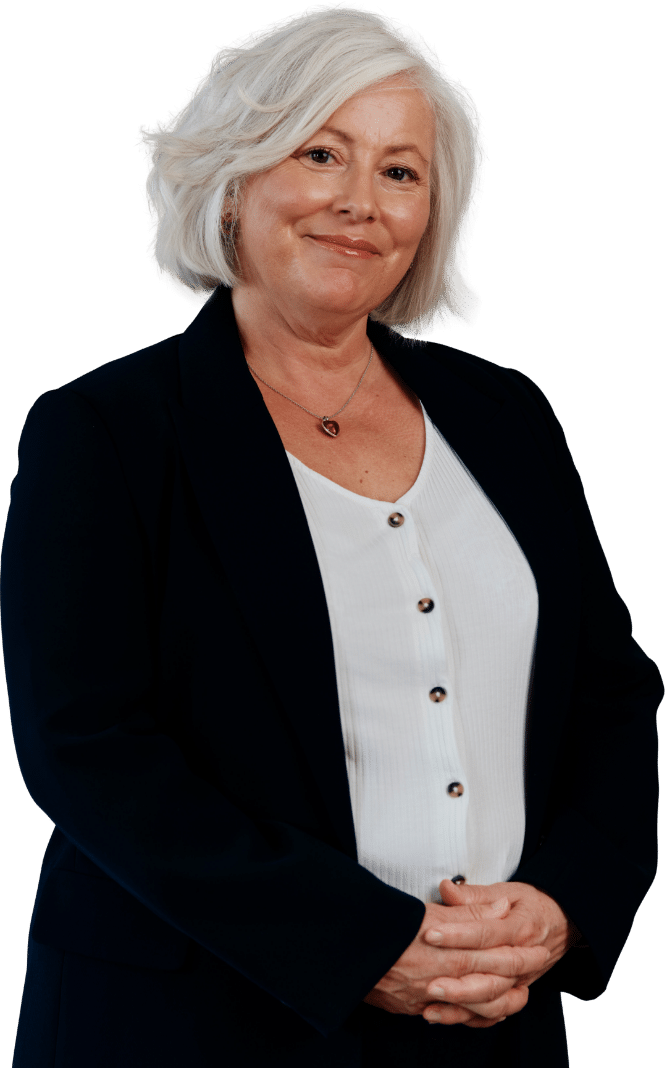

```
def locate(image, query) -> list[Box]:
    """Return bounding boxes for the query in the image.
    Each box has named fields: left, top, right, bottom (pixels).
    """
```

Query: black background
left=3, top=6, right=661, bottom=1059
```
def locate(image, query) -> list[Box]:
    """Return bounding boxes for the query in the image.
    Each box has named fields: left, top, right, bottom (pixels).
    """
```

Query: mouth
left=307, top=234, right=380, bottom=259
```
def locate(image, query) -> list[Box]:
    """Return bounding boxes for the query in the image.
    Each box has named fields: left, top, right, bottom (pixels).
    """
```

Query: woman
left=2, top=8, right=661, bottom=1068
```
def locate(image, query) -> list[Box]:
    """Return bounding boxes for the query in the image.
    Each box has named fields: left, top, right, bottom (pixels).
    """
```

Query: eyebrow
left=317, top=125, right=430, bottom=165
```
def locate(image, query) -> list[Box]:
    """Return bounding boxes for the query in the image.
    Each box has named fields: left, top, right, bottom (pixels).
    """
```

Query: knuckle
left=480, top=925, right=497, bottom=950
left=451, top=950, right=471, bottom=978
left=505, top=948, right=523, bottom=973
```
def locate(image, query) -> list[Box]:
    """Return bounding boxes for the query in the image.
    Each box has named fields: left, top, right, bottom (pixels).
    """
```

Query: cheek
left=240, top=173, right=303, bottom=238
left=277, top=175, right=332, bottom=220
left=388, top=197, right=431, bottom=252
left=410, top=202, right=432, bottom=246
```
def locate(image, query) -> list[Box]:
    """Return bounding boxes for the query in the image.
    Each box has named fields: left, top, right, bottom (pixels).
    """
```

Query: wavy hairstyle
left=142, top=7, right=480, bottom=332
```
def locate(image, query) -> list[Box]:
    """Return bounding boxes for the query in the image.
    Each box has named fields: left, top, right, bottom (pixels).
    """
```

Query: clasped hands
left=363, top=878, right=578, bottom=1028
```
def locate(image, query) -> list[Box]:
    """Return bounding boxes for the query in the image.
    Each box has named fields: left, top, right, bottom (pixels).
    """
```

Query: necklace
left=246, top=342, right=374, bottom=438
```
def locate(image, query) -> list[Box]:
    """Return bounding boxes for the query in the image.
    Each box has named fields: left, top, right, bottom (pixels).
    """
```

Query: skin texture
left=364, top=878, right=576, bottom=1028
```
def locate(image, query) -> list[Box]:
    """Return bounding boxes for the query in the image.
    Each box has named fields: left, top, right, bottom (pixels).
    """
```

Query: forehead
left=338, top=75, right=431, bottom=110
left=323, top=80, right=435, bottom=153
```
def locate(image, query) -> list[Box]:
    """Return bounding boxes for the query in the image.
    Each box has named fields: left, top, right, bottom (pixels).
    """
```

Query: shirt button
left=388, top=512, right=404, bottom=527
left=418, top=598, right=434, bottom=613
left=429, top=687, right=447, bottom=702
left=451, top=874, right=466, bottom=885
left=447, top=782, right=464, bottom=797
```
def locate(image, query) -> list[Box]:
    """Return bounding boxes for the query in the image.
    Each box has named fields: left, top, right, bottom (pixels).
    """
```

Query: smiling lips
left=308, top=234, right=380, bottom=258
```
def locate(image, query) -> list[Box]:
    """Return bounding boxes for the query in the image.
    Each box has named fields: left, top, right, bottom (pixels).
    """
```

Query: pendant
left=321, top=418, right=340, bottom=437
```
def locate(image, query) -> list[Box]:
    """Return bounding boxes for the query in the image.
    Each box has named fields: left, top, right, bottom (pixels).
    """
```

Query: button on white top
left=286, top=401, right=537, bottom=903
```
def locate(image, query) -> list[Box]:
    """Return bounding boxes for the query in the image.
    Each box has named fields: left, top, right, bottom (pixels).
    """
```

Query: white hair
left=142, top=7, right=481, bottom=332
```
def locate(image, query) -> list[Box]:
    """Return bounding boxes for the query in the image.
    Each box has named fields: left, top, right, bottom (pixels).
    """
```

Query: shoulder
left=24, top=334, right=182, bottom=443
left=381, top=325, right=580, bottom=505
left=417, top=333, right=554, bottom=414
left=56, top=333, right=181, bottom=413
left=381, top=321, right=561, bottom=428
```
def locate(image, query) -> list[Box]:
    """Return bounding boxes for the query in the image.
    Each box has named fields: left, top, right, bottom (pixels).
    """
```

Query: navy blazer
left=2, top=285, right=661, bottom=1068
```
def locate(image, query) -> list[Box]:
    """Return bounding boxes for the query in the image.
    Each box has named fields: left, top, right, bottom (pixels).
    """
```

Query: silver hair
left=142, top=7, right=481, bottom=332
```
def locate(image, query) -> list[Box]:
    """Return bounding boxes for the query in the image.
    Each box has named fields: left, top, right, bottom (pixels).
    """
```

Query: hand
left=362, top=896, right=550, bottom=1025
left=419, top=879, right=577, bottom=1028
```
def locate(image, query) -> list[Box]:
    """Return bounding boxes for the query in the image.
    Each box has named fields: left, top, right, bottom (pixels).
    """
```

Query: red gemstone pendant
left=321, top=418, right=340, bottom=437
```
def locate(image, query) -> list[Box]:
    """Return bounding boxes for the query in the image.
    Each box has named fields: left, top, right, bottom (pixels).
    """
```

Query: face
left=232, top=76, right=435, bottom=323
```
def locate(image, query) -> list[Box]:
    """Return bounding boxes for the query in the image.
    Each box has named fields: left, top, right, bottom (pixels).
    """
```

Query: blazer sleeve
left=504, top=367, right=662, bottom=1000
left=0, top=387, right=426, bottom=1037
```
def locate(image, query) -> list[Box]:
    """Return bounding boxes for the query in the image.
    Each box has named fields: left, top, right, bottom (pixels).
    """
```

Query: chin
left=297, top=270, right=382, bottom=317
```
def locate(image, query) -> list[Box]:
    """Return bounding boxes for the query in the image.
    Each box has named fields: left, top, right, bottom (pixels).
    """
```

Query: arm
left=0, top=387, right=426, bottom=1036
left=500, top=367, right=662, bottom=999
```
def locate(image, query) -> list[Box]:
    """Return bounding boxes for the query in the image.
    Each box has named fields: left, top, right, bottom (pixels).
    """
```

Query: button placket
left=401, top=510, right=468, bottom=883
left=404, top=545, right=450, bottom=708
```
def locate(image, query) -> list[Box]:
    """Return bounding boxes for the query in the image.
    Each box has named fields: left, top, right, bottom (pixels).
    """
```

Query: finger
left=424, top=994, right=513, bottom=1026
left=454, top=1014, right=505, bottom=1029
left=427, top=971, right=514, bottom=1006
left=451, top=895, right=512, bottom=919
left=429, top=944, right=550, bottom=991
left=426, top=914, right=538, bottom=951
left=462, top=1015, right=508, bottom=1029
left=425, top=985, right=527, bottom=1025
left=439, top=879, right=512, bottom=907
left=426, top=943, right=548, bottom=986
left=425, top=916, right=511, bottom=949
left=464, top=944, right=550, bottom=978
left=457, top=984, right=529, bottom=1021
left=439, top=877, right=479, bottom=898
left=423, top=899, right=510, bottom=943
left=424, top=1003, right=500, bottom=1028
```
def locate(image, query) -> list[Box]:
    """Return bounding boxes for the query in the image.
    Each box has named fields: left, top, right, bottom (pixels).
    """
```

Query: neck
left=230, top=285, right=376, bottom=393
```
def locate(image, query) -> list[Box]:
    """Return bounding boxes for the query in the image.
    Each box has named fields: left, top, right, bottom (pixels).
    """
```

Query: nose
left=331, top=163, right=378, bottom=223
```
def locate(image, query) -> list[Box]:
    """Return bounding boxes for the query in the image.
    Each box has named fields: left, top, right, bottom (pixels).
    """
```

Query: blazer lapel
left=168, top=286, right=580, bottom=871
left=168, top=287, right=358, bottom=857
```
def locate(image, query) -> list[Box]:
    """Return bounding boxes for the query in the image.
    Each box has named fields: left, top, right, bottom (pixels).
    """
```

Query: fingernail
left=491, top=897, right=509, bottom=910
left=431, top=986, right=446, bottom=997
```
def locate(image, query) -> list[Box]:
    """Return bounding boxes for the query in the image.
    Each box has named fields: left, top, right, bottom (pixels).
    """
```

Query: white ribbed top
left=286, top=402, right=538, bottom=904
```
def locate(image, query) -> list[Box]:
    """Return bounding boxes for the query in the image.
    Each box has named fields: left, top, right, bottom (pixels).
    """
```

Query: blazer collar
left=169, top=286, right=579, bottom=866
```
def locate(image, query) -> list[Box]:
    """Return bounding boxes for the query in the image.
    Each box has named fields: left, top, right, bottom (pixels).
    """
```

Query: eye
left=305, top=148, right=418, bottom=181
left=303, top=148, right=335, bottom=164
left=382, top=165, right=418, bottom=182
